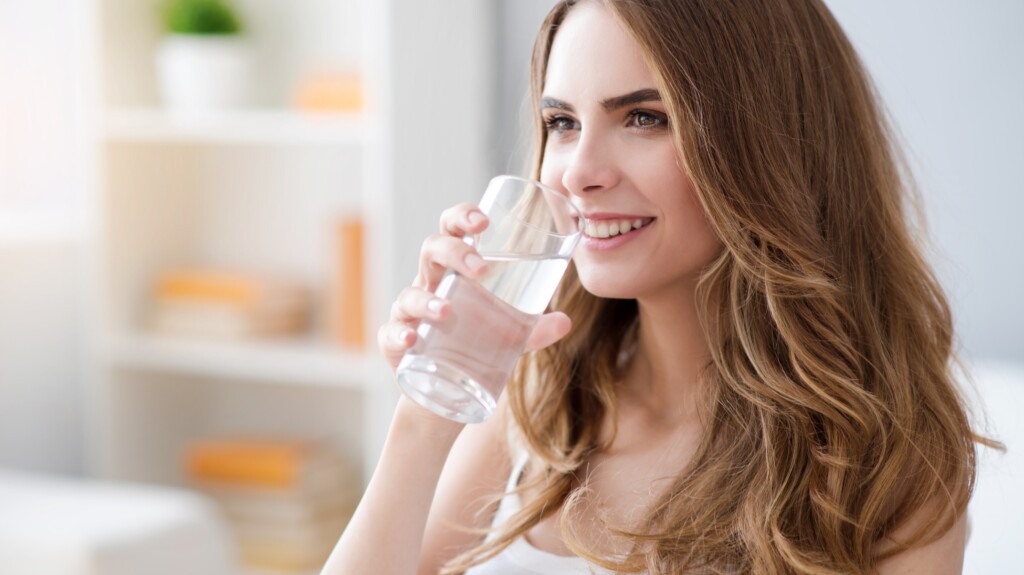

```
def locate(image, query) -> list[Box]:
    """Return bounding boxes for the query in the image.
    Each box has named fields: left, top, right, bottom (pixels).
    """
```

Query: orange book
left=157, top=270, right=262, bottom=309
left=151, top=270, right=311, bottom=338
left=185, top=438, right=324, bottom=490
left=294, top=72, right=363, bottom=112
left=333, top=217, right=366, bottom=347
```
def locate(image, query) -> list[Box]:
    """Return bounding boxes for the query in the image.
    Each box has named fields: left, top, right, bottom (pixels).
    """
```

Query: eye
left=627, top=110, right=668, bottom=131
left=543, top=114, right=579, bottom=133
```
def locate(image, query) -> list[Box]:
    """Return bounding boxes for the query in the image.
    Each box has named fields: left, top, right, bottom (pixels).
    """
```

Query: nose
left=561, top=130, right=620, bottom=197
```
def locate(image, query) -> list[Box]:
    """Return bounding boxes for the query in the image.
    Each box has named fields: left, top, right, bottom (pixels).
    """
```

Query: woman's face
left=540, top=2, right=723, bottom=300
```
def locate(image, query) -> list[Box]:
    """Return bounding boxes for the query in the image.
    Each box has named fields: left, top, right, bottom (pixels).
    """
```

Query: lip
left=580, top=212, right=651, bottom=222
left=577, top=213, right=655, bottom=252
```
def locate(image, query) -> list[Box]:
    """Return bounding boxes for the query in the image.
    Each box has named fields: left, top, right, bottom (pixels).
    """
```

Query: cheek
left=539, top=149, right=567, bottom=191
left=647, top=149, right=710, bottom=236
left=676, top=184, right=724, bottom=272
left=632, top=143, right=687, bottom=195
left=634, top=152, right=724, bottom=276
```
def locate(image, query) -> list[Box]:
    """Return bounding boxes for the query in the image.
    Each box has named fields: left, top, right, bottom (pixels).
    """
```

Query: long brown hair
left=444, top=1, right=993, bottom=573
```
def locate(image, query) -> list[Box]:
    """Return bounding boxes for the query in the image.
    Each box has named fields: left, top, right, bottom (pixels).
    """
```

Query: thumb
left=524, top=311, right=572, bottom=352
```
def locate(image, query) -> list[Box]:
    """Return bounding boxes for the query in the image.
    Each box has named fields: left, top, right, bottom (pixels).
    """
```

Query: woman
left=324, top=1, right=992, bottom=573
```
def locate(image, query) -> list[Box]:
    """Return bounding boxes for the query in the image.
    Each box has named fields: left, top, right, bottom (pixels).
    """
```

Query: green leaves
left=161, top=0, right=242, bottom=35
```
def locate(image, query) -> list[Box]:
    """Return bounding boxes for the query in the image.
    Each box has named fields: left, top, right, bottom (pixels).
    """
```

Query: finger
left=390, top=286, right=450, bottom=324
left=377, top=321, right=418, bottom=367
left=440, top=203, right=489, bottom=237
left=524, top=312, right=573, bottom=352
left=415, top=233, right=489, bottom=289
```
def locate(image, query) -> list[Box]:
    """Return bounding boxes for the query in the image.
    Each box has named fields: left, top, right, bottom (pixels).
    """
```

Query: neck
left=620, top=282, right=711, bottom=423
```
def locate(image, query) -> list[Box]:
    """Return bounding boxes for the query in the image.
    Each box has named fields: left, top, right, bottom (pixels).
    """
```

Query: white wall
left=824, top=0, right=1024, bottom=363
left=0, top=0, right=89, bottom=474
left=495, top=0, right=1024, bottom=364
left=385, top=0, right=497, bottom=286
left=494, top=0, right=559, bottom=175
left=0, top=245, right=86, bottom=475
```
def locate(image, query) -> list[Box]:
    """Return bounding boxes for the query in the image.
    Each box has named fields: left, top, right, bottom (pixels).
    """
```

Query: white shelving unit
left=105, top=333, right=372, bottom=389
left=84, top=0, right=495, bottom=572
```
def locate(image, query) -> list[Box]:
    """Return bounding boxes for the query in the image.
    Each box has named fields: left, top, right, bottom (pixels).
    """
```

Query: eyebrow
left=540, top=88, right=662, bottom=113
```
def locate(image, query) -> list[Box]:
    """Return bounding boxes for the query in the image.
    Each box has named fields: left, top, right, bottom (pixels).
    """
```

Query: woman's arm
left=417, top=395, right=513, bottom=574
left=319, top=396, right=487, bottom=575
left=320, top=393, right=513, bottom=575
left=321, top=202, right=569, bottom=575
left=320, top=203, right=496, bottom=575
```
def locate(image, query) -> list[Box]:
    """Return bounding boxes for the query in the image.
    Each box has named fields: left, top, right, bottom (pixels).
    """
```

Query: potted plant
left=155, top=0, right=252, bottom=112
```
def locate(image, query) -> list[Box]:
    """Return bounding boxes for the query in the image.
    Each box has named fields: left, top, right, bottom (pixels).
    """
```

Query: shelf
left=91, top=0, right=492, bottom=501
left=105, top=332, right=374, bottom=389
left=103, top=107, right=365, bottom=145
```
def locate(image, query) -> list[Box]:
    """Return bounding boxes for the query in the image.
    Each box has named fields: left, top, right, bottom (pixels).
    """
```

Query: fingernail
left=427, top=298, right=444, bottom=314
left=464, top=253, right=486, bottom=272
left=394, top=328, right=413, bottom=344
left=466, top=211, right=486, bottom=226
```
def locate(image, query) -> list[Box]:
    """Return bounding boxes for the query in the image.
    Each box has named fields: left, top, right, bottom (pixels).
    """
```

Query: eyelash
left=542, top=110, right=668, bottom=134
left=627, top=110, right=668, bottom=131
left=543, top=115, right=578, bottom=133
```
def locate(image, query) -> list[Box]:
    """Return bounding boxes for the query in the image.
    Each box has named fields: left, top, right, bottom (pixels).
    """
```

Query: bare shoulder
left=417, top=397, right=516, bottom=574
left=873, top=497, right=969, bottom=575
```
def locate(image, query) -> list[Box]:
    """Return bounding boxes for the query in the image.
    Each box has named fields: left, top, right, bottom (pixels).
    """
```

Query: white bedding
left=0, top=470, right=234, bottom=575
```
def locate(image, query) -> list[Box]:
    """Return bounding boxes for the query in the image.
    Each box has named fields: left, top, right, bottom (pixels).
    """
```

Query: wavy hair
left=443, top=0, right=994, bottom=573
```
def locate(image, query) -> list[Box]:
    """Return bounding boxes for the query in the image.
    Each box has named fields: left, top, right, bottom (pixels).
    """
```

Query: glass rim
left=484, top=175, right=583, bottom=240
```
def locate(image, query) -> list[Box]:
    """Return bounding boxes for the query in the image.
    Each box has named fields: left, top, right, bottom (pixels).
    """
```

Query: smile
left=582, top=217, right=654, bottom=239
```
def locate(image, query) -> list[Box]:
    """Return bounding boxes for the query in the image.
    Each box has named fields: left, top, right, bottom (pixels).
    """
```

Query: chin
left=577, top=269, right=648, bottom=300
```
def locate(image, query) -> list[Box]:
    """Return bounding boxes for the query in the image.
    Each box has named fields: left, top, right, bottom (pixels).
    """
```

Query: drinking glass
left=396, top=175, right=582, bottom=423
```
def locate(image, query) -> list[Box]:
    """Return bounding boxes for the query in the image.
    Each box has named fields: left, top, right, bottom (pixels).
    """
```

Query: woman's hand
left=377, top=202, right=574, bottom=373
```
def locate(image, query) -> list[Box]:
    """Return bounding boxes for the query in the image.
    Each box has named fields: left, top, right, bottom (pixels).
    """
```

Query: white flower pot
left=156, top=34, right=252, bottom=112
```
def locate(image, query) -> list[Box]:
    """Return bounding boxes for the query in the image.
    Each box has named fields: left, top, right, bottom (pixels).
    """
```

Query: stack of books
left=150, top=269, right=311, bottom=340
left=184, top=438, right=358, bottom=572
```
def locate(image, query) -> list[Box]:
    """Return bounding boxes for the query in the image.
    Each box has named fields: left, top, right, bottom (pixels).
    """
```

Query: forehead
left=544, top=3, right=656, bottom=101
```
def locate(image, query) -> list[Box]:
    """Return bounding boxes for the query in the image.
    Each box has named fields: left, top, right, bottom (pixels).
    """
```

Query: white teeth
left=585, top=218, right=650, bottom=239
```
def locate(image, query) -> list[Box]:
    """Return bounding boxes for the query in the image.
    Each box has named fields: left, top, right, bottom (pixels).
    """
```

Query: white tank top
left=463, top=452, right=602, bottom=575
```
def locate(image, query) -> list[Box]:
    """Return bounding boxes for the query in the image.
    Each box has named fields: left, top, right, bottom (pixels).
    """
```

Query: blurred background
left=0, top=0, right=1020, bottom=573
